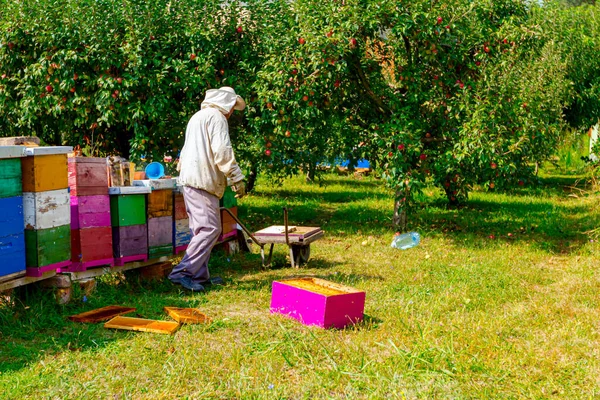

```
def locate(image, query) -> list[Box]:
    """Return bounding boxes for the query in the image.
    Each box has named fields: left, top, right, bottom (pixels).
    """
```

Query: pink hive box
left=270, top=278, right=365, bottom=329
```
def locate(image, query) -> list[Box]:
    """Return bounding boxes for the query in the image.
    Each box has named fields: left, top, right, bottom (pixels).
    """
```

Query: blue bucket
left=145, top=162, right=165, bottom=180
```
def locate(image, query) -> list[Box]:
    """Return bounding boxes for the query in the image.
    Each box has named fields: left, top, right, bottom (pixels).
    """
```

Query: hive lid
left=164, top=307, right=212, bottom=324
left=68, top=156, right=107, bottom=164
left=0, top=146, right=26, bottom=159
left=133, top=178, right=177, bottom=190
left=108, top=186, right=152, bottom=195
left=25, top=146, right=73, bottom=156
left=68, top=305, right=136, bottom=323
left=104, top=316, right=180, bottom=334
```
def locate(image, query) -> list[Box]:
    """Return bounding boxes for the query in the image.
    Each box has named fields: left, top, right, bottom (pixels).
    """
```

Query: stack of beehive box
left=109, top=186, right=151, bottom=265
left=66, top=157, right=113, bottom=272
left=173, top=186, right=191, bottom=254
left=22, top=147, right=72, bottom=277
left=0, top=146, right=27, bottom=279
left=219, top=186, right=238, bottom=242
left=134, top=179, right=177, bottom=259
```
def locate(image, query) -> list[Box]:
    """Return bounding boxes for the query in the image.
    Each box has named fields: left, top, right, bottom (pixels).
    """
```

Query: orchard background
left=1, top=0, right=599, bottom=229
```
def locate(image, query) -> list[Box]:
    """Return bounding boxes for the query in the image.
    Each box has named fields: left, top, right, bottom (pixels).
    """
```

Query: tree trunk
left=246, top=163, right=258, bottom=193
left=306, top=162, right=316, bottom=182
left=393, top=188, right=408, bottom=232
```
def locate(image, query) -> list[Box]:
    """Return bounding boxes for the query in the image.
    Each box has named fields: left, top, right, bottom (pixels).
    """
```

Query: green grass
left=2, top=173, right=600, bottom=398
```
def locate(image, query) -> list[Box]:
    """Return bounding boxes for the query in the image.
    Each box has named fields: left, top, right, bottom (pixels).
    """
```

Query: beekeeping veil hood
left=201, top=87, right=246, bottom=114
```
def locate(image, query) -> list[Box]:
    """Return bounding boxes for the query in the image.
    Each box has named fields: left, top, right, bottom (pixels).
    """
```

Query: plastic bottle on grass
left=391, top=232, right=420, bottom=250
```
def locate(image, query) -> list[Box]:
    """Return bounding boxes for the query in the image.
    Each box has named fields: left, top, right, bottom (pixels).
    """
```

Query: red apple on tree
left=326, top=30, right=333, bottom=38
left=298, top=37, right=305, bottom=45
left=265, top=149, right=271, bottom=156
left=302, top=95, right=309, bottom=101
left=116, top=77, right=123, bottom=84
left=419, top=154, right=427, bottom=161
left=437, top=17, right=443, bottom=24
left=236, top=26, right=243, bottom=34
left=285, top=130, right=291, bottom=137
left=388, top=151, right=393, bottom=157
left=397, top=144, right=405, bottom=151
left=190, top=53, right=196, bottom=60
left=334, top=80, right=341, bottom=88
left=349, top=38, right=357, bottom=48
left=45, top=85, right=53, bottom=93
left=490, top=162, right=497, bottom=169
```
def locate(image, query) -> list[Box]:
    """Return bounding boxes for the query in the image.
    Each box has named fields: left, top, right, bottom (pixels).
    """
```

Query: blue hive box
left=0, top=196, right=26, bottom=277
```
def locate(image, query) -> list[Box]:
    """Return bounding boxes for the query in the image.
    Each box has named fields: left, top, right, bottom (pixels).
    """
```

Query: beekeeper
left=169, top=87, right=246, bottom=292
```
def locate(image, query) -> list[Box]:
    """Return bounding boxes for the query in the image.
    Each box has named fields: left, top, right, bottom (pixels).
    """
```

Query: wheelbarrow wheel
left=291, top=244, right=311, bottom=266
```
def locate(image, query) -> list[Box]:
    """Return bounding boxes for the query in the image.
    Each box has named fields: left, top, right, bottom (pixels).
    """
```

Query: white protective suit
left=177, top=88, right=245, bottom=198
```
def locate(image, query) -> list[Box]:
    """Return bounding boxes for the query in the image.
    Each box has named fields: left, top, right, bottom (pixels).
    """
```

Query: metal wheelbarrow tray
left=220, top=207, right=324, bottom=268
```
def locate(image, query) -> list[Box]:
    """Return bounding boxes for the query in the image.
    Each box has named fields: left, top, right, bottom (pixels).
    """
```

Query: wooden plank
left=0, top=269, right=56, bottom=292
left=148, top=216, right=173, bottom=247
left=0, top=158, right=23, bottom=198
left=24, top=224, right=71, bottom=268
left=104, top=316, right=180, bottom=334
left=147, top=189, right=173, bottom=218
left=71, top=227, right=113, bottom=263
left=24, top=146, right=72, bottom=156
left=164, top=307, right=211, bottom=324
left=108, top=186, right=151, bottom=195
left=0, top=146, right=26, bottom=158
left=68, top=157, right=109, bottom=196
left=113, top=225, right=148, bottom=258
left=21, top=154, right=68, bottom=192
left=69, top=306, right=136, bottom=323
left=23, top=189, right=70, bottom=230
left=70, top=195, right=111, bottom=229
left=110, top=194, right=146, bottom=227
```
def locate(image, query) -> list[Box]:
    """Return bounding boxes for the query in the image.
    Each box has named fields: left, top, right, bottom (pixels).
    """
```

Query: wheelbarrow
left=219, top=207, right=324, bottom=268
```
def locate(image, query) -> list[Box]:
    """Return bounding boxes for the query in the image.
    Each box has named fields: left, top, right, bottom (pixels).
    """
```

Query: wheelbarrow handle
left=283, top=207, right=290, bottom=247
left=219, top=207, right=263, bottom=247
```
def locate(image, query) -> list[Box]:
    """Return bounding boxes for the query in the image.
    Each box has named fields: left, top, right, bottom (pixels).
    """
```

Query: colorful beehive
left=220, top=206, right=238, bottom=240
left=135, top=179, right=176, bottom=260
left=109, top=186, right=150, bottom=265
left=270, top=278, right=366, bottom=329
left=22, top=179, right=72, bottom=277
left=68, top=157, right=109, bottom=196
left=219, top=186, right=237, bottom=209
left=21, top=146, right=70, bottom=192
left=63, top=156, right=113, bottom=272
left=148, top=216, right=173, bottom=259
left=0, top=146, right=27, bottom=278
left=67, top=195, right=113, bottom=271
left=173, top=187, right=191, bottom=254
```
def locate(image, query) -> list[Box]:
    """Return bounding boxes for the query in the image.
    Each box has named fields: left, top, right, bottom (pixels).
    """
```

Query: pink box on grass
left=270, top=278, right=365, bottom=329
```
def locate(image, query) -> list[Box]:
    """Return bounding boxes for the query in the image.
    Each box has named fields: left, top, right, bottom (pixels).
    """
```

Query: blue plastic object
left=145, top=162, right=165, bottom=179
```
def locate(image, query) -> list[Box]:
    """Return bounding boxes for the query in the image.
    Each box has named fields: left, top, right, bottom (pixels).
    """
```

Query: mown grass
left=1, top=172, right=600, bottom=398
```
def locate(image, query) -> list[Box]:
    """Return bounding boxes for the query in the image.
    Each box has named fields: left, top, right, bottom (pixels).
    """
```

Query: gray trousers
left=169, top=186, right=221, bottom=283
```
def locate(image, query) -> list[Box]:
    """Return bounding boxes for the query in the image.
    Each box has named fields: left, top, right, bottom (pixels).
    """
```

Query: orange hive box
left=164, top=307, right=211, bottom=324
left=104, top=316, right=180, bottom=334
left=68, top=305, right=136, bottom=323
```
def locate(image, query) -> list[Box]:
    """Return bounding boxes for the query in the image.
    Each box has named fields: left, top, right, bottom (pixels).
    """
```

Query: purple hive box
left=270, top=278, right=365, bottom=329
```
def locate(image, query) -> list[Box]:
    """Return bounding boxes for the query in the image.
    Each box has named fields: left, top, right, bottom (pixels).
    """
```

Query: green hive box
left=24, top=224, right=71, bottom=268
left=149, top=244, right=173, bottom=259
left=110, top=195, right=147, bottom=227
left=220, top=186, right=237, bottom=209
left=0, top=158, right=23, bottom=199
